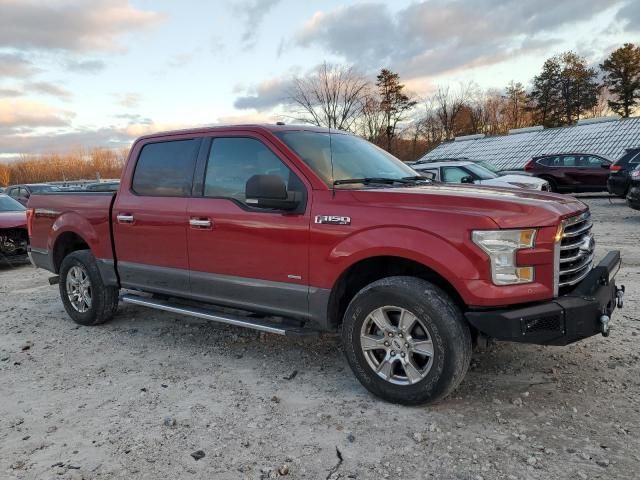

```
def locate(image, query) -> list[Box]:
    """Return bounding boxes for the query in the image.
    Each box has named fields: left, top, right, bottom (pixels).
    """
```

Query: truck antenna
left=329, top=124, right=335, bottom=198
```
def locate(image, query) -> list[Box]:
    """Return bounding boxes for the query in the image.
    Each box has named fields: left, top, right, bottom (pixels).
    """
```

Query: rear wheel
left=59, top=250, right=119, bottom=326
left=341, top=276, right=472, bottom=405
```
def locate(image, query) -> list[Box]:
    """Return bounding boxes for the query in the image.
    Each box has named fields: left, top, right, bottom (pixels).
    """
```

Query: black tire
left=342, top=276, right=472, bottom=405
left=542, top=177, right=557, bottom=193
left=59, top=250, right=119, bottom=326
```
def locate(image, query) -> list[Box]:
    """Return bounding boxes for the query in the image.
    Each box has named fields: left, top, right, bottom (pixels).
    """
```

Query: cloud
left=0, top=99, right=74, bottom=128
left=215, top=112, right=282, bottom=124
left=234, top=0, right=281, bottom=46
left=233, top=76, right=294, bottom=110
left=167, top=53, right=193, bottom=69
left=0, top=0, right=164, bottom=52
left=26, top=81, right=73, bottom=100
left=616, top=0, right=640, bottom=31
left=113, top=92, right=142, bottom=109
left=292, top=0, right=622, bottom=79
left=65, top=59, right=106, bottom=74
left=0, top=53, right=38, bottom=78
left=0, top=88, right=23, bottom=98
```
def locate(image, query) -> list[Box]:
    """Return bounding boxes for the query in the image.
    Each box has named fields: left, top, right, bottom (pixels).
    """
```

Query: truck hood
left=349, top=183, right=587, bottom=229
left=0, top=211, right=27, bottom=229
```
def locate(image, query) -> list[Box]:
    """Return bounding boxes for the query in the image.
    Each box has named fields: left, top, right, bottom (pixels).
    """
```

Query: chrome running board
left=121, top=293, right=317, bottom=336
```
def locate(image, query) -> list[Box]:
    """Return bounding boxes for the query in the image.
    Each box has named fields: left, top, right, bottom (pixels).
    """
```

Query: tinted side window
left=630, top=151, right=640, bottom=164
left=132, top=139, right=199, bottom=196
left=560, top=156, right=576, bottom=167
left=442, top=166, right=471, bottom=183
left=8, top=188, right=18, bottom=198
left=537, top=156, right=558, bottom=166
left=204, top=137, right=301, bottom=203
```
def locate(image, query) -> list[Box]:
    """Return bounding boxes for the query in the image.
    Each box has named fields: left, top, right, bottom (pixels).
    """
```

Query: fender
left=48, top=210, right=112, bottom=260
left=317, top=226, right=489, bottom=306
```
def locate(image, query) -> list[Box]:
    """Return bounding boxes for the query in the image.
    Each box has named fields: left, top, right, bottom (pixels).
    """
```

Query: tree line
left=0, top=148, right=126, bottom=187
left=287, top=43, right=640, bottom=161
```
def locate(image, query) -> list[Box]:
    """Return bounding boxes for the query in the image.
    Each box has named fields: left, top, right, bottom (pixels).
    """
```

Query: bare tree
left=288, top=62, right=370, bottom=131
left=431, top=83, right=473, bottom=139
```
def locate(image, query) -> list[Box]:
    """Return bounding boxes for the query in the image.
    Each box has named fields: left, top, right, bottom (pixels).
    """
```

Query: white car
left=411, top=160, right=549, bottom=191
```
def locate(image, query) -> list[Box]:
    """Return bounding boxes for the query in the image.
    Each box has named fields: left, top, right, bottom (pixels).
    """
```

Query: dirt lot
left=1, top=196, right=638, bottom=480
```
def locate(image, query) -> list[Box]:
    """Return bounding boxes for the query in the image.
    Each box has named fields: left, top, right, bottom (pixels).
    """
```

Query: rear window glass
left=132, top=139, right=200, bottom=196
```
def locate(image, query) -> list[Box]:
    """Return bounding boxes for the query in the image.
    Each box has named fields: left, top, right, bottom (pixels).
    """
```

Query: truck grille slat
left=557, top=211, right=593, bottom=291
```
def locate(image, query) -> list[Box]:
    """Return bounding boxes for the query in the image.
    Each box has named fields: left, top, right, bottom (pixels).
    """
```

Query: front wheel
left=342, top=276, right=472, bottom=405
left=59, top=250, right=119, bottom=326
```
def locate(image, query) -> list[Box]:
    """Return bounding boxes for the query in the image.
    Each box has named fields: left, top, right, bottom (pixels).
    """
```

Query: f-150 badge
left=315, top=215, right=351, bottom=225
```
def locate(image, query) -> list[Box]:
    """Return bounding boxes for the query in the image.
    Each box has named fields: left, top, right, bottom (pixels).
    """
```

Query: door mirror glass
left=245, top=175, right=300, bottom=211
left=460, top=176, right=475, bottom=184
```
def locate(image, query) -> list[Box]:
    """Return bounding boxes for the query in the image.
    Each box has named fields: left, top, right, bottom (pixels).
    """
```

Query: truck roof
left=136, top=123, right=341, bottom=141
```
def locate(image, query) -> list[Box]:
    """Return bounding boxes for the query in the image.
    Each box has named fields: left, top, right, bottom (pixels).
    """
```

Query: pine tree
left=503, top=81, right=529, bottom=129
left=530, top=52, right=598, bottom=126
left=376, top=69, right=417, bottom=152
left=601, top=43, right=640, bottom=117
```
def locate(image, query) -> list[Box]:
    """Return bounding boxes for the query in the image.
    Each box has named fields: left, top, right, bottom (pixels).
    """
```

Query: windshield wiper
left=333, top=176, right=430, bottom=186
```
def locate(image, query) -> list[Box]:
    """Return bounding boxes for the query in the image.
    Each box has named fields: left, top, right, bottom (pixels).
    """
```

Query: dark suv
left=524, top=153, right=611, bottom=193
left=607, top=148, right=640, bottom=197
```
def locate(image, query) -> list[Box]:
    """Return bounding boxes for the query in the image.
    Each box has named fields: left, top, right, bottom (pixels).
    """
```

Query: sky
left=1, top=0, right=639, bottom=160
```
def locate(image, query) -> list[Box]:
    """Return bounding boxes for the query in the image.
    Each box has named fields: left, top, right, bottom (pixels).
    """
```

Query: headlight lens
left=472, top=229, right=537, bottom=285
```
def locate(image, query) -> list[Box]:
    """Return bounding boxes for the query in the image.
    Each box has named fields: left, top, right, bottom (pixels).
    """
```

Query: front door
left=112, top=137, right=201, bottom=296
left=186, top=134, right=311, bottom=319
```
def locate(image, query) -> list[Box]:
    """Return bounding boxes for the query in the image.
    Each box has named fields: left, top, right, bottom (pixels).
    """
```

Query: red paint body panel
left=27, top=125, right=588, bottom=309
left=0, top=211, right=26, bottom=229
left=28, top=194, right=113, bottom=260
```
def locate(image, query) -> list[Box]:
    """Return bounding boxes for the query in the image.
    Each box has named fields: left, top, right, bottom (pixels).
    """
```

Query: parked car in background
left=626, top=165, right=640, bottom=210
left=5, top=183, right=61, bottom=206
left=412, top=160, right=549, bottom=190
left=523, top=153, right=611, bottom=193
left=84, top=181, right=120, bottom=192
left=607, top=147, right=640, bottom=198
left=0, top=194, right=28, bottom=264
left=414, top=157, right=532, bottom=177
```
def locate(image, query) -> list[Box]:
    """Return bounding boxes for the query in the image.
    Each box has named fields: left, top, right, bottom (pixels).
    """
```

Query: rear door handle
left=117, top=214, right=134, bottom=224
left=189, top=218, right=212, bottom=229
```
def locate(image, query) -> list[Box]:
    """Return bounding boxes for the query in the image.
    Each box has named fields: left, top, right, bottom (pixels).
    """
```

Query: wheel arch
left=326, top=255, right=466, bottom=330
left=52, top=231, right=91, bottom=273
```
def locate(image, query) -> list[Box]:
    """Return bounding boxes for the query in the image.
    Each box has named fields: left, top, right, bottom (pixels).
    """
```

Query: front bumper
left=465, top=251, right=623, bottom=346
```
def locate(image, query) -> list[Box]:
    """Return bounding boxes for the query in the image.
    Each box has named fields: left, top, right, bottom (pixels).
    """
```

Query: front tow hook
left=616, top=285, right=625, bottom=309
left=600, top=315, right=610, bottom=337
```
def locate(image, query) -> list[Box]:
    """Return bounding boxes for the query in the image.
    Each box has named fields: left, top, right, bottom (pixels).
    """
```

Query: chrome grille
left=558, top=211, right=594, bottom=290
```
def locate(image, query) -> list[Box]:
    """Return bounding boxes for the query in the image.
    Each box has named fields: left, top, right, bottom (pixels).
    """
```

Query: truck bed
left=28, top=191, right=117, bottom=270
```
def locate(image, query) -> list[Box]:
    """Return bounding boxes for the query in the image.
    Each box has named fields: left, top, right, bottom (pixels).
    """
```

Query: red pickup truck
left=27, top=125, right=624, bottom=405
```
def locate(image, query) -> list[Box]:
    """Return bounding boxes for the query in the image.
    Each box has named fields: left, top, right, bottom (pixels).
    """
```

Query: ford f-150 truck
left=27, top=124, right=625, bottom=405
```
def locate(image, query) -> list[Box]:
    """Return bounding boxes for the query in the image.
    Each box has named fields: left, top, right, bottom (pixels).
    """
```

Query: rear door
left=582, top=155, right=611, bottom=188
left=112, top=137, right=201, bottom=296
left=186, top=133, right=311, bottom=318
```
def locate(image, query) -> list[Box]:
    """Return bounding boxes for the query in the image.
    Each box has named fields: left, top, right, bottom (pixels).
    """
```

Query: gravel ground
left=1, top=195, right=638, bottom=480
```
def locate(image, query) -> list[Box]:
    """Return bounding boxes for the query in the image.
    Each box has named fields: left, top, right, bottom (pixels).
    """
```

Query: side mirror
left=460, top=176, right=475, bottom=184
left=245, top=175, right=300, bottom=211
left=602, top=163, right=611, bottom=169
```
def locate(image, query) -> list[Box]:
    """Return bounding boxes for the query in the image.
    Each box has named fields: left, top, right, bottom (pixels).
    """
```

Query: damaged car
left=0, top=194, right=28, bottom=265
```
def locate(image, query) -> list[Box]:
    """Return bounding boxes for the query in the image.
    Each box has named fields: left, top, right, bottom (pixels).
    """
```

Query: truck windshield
left=0, top=195, right=26, bottom=211
left=276, top=131, right=418, bottom=187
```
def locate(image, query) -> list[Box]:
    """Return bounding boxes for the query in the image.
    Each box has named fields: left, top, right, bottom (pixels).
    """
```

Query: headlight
left=472, top=229, right=537, bottom=285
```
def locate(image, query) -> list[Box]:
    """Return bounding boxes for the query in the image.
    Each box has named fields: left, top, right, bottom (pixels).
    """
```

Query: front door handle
left=189, top=218, right=212, bottom=229
left=117, top=213, right=134, bottom=224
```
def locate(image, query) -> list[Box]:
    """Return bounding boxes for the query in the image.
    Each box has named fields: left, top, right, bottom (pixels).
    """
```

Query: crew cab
left=27, top=125, right=624, bottom=405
